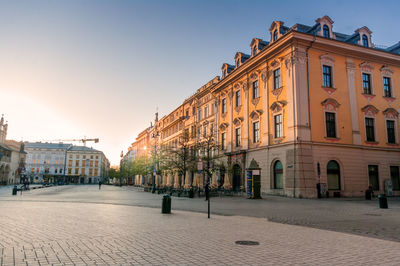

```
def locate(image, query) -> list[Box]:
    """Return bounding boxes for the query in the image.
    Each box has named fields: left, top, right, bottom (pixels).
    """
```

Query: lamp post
left=120, top=150, right=123, bottom=187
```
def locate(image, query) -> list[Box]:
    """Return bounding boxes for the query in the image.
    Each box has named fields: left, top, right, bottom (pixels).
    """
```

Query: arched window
left=323, top=25, right=330, bottom=38
left=274, top=160, right=283, bottom=189
left=273, top=30, right=278, bottom=41
left=327, top=160, right=340, bottom=190
left=362, top=34, right=369, bottom=47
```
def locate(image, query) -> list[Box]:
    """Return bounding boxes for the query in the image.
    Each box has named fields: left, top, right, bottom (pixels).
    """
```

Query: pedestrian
left=99, top=180, right=102, bottom=190
left=205, top=182, right=210, bottom=201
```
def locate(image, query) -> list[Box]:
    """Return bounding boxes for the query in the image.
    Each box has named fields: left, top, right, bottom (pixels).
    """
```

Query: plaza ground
left=0, top=185, right=399, bottom=265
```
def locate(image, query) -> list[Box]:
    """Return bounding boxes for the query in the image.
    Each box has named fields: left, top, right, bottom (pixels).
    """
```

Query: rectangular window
left=323, top=65, right=332, bottom=87
left=391, top=166, right=400, bottom=191
left=235, top=128, right=241, bottom=147
left=60, top=169, right=62, bottom=173
left=325, top=112, right=336, bottom=138
left=235, top=90, right=241, bottom=107
left=368, top=165, right=379, bottom=190
left=204, top=106, right=209, bottom=118
left=186, top=110, right=189, bottom=117
left=252, top=81, right=259, bottom=99
left=221, top=132, right=226, bottom=150
left=198, top=109, right=202, bottom=120
left=68, top=160, right=72, bottom=167
left=253, top=121, right=260, bottom=143
left=75, top=160, right=79, bottom=167
left=89, top=168, right=93, bottom=176
left=95, top=161, right=99, bottom=167
left=68, top=168, right=72, bottom=174
left=387, top=120, right=396, bottom=144
left=365, top=117, right=375, bottom=142
left=94, top=169, right=98, bottom=176
left=362, top=73, right=372, bottom=94
left=55, top=169, right=58, bottom=174
left=75, top=168, right=79, bottom=175
left=203, top=125, right=208, bottom=137
left=221, top=98, right=227, bottom=113
left=274, top=68, right=281, bottom=90
left=383, top=77, right=392, bottom=97
left=274, top=114, right=283, bottom=138
left=81, top=168, right=85, bottom=175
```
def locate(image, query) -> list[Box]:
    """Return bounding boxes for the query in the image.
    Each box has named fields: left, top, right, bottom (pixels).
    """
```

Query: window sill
left=365, top=141, right=379, bottom=144
left=324, top=137, right=340, bottom=141
left=361, top=93, right=375, bottom=97
left=386, top=142, right=398, bottom=146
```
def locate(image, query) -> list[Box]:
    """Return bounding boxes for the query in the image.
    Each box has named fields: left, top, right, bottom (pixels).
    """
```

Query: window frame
left=235, top=127, right=241, bottom=147
left=362, top=34, right=369, bottom=47
left=274, top=114, right=283, bottom=138
left=365, top=117, right=376, bottom=142
left=323, top=25, right=330, bottom=38
left=221, top=98, right=227, bottom=114
left=273, top=30, right=278, bottom=41
left=273, top=160, right=283, bottom=189
left=273, top=68, right=281, bottom=90
left=252, top=80, right=259, bottom=99
left=325, top=112, right=337, bottom=138
left=221, top=132, right=226, bottom=150
left=322, top=65, right=332, bottom=88
left=386, top=119, right=397, bottom=144
left=362, top=73, right=373, bottom=95
left=235, top=90, right=241, bottom=107
left=383, top=76, right=393, bottom=98
left=253, top=121, right=260, bottom=143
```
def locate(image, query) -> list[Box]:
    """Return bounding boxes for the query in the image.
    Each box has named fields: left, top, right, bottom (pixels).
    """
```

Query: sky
left=1, top=0, right=399, bottom=165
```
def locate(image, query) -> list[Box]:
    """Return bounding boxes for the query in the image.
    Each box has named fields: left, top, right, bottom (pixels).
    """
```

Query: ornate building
left=127, top=16, right=400, bottom=198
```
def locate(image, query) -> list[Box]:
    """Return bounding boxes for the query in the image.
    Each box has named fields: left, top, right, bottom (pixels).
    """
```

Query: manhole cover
left=235, top=240, right=259, bottom=246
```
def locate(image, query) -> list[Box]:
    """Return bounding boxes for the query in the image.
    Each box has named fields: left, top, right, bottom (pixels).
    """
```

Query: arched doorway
left=232, top=164, right=241, bottom=191
left=327, top=160, right=340, bottom=190
left=274, top=161, right=283, bottom=189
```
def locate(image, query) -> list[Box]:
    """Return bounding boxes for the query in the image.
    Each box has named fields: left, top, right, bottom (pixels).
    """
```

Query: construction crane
left=40, top=137, right=99, bottom=146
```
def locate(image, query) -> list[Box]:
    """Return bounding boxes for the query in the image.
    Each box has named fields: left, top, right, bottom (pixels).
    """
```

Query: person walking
left=99, top=180, right=102, bottom=190
left=205, top=182, right=210, bottom=201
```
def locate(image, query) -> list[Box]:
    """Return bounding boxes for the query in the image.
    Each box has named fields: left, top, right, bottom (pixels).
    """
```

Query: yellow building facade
left=128, top=16, right=400, bottom=198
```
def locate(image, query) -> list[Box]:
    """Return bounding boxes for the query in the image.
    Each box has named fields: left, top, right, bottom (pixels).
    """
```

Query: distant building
left=24, top=142, right=110, bottom=184
left=24, top=142, right=72, bottom=184
left=0, top=115, right=26, bottom=185
left=65, top=146, right=110, bottom=184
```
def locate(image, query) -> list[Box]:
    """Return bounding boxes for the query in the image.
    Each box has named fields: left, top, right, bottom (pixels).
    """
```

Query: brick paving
left=0, top=185, right=400, bottom=265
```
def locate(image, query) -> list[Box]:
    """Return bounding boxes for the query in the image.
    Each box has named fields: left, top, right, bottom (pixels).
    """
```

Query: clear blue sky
left=0, top=0, right=399, bottom=165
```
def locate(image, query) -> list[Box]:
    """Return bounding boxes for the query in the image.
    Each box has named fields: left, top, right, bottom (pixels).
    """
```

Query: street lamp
left=120, top=150, right=123, bottom=187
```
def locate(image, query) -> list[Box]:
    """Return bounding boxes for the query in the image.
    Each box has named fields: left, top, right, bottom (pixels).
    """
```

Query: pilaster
left=346, top=59, right=362, bottom=145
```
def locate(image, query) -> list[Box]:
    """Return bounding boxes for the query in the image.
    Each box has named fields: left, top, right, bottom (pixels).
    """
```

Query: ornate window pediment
left=219, top=123, right=229, bottom=131
left=250, top=71, right=259, bottom=82
left=360, top=62, right=374, bottom=73
left=233, top=117, right=244, bottom=127
left=270, top=59, right=281, bottom=70
left=270, top=101, right=287, bottom=113
left=320, top=54, right=335, bottom=64
left=383, top=108, right=399, bottom=119
left=250, top=110, right=263, bottom=120
left=361, top=105, right=379, bottom=116
left=321, top=98, right=340, bottom=111
left=381, top=66, right=394, bottom=77
left=233, top=82, right=242, bottom=90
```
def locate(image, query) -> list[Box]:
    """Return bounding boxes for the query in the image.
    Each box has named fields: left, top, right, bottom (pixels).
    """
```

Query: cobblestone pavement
left=1, top=185, right=400, bottom=244
left=1, top=200, right=400, bottom=266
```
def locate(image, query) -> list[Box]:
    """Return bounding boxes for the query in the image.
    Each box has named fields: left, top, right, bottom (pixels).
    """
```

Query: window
left=95, top=161, right=99, bottom=167
left=204, top=106, right=209, bottom=118
left=89, top=168, right=93, bottom=176
left=90, top=155, right=93, bottom=159
left=68, top=168, right=72, bottom=174
left=235, top=90, right=241, bottom=107
left=192, top=106, right=196, bottom=116
left=81, top=168, right=85, bottom=175
left=252, top=46, right=257, bottom=56
left=252, top=81, right=259, bottom=99
left=75, top=168, right=79, bottom=175
left=273, top=68, right=281, bottom=89
left=83, top=155, right=86, bottom=159
left=186, top=110, right=189, bottom=117
left=274, top=161, right=283, bottom=189
left=325, top=112, right=336, bottom=138
left=221, top=98, right=227, bottom=114
left=198, top=109, right=202, bottom=120
left=365, top=118, right=375, bottom=142
left=273, top=30, right=278, bottom=41
left=323, top=25, right=330, bottom=38
left=383, top=77, right=392, bottom=97
left=323, top=65, right=332, bottom=87
left=82, top=160, right=86, bottom=167
left=76, top=155, right=80, bottom=159
left=221, top=132, right=226, bottom=150
left=253, top=121, right=260, bottom=143
left=327, top=161, right=340, bottom=190
left=387, top=120, right=396, bottom=144
left=362, top=34, right=369, bottom=47
left=55, top=169, right=58, bottom=174
left=368, top=165, right=379, bottom=190
left=391, top=166, right=400, bottom=191
left=89, top=160, right=93, bottom=167
left=68, top=160, right=72, bottom=167
left=60, top=169, right=62, bottom=173
left=94, top=169, right=98, bottom=176
left=204, top=125, right=208, bottom=137
left=362, top=73, right=372, bottom=94
left=75, top=160, right=79, bottom=167
left=236, top=59, right=240, bottom=67
left=274, top=114, right=283, bottom=138
left=235, top=128, right=241, bottom=147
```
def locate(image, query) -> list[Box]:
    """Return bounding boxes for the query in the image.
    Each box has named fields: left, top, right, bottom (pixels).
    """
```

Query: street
left=0, top=185, right=399, bottom=265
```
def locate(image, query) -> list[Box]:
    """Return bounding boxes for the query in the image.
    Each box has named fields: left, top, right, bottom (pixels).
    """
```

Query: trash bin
left=378, top=194, right=388, bottom=209
left=162, top=194, right=171, bottom=214
left=12, top=186, right=17, bottom=195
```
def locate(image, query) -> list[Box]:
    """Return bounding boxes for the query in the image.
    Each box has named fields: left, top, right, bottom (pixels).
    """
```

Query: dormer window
left=236, top=59, right=240, bottom=67
left=323, top=25, right=330, bottom=38
left=362, top=34, right=369, bottom=47
left=273, top=30, right=278, bottom=41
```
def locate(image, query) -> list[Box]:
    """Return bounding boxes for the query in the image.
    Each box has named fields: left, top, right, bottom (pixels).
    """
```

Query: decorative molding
left=320, top=54, right=335, bottom=64
left=219, top=123, right=229, bottom=131
left=383, top=108, right=399, bottom=119
left=249, top=72, right=259, bottom=81
left=360, top=62, right=374, bottom=73
left=383, top=97, right=396, bottom=104
left=261, top=70, right=268, bottom=82
left=249, top=110, right=263, bottom=120
left=233, top=82, right=242, bottom=90
left=272, top=87, right=283, bottom=98
left=321, top=98, right=340, bottom=112
left=362, top=94, right=375, bottom=102
left=233, top=117, right=244, bottom=126
left=270, top=59, right=281, bottom=70
left=322, top=87, right=336, bottom=95
left=235, top=105, right=242, bottom=113
left=380, top=66, right=394, bottom=77
left=251, top=97, right=260, bottom=106
left=361, top=105, right=379, bottom=116
left=270, top=101, right=287, bottom=113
